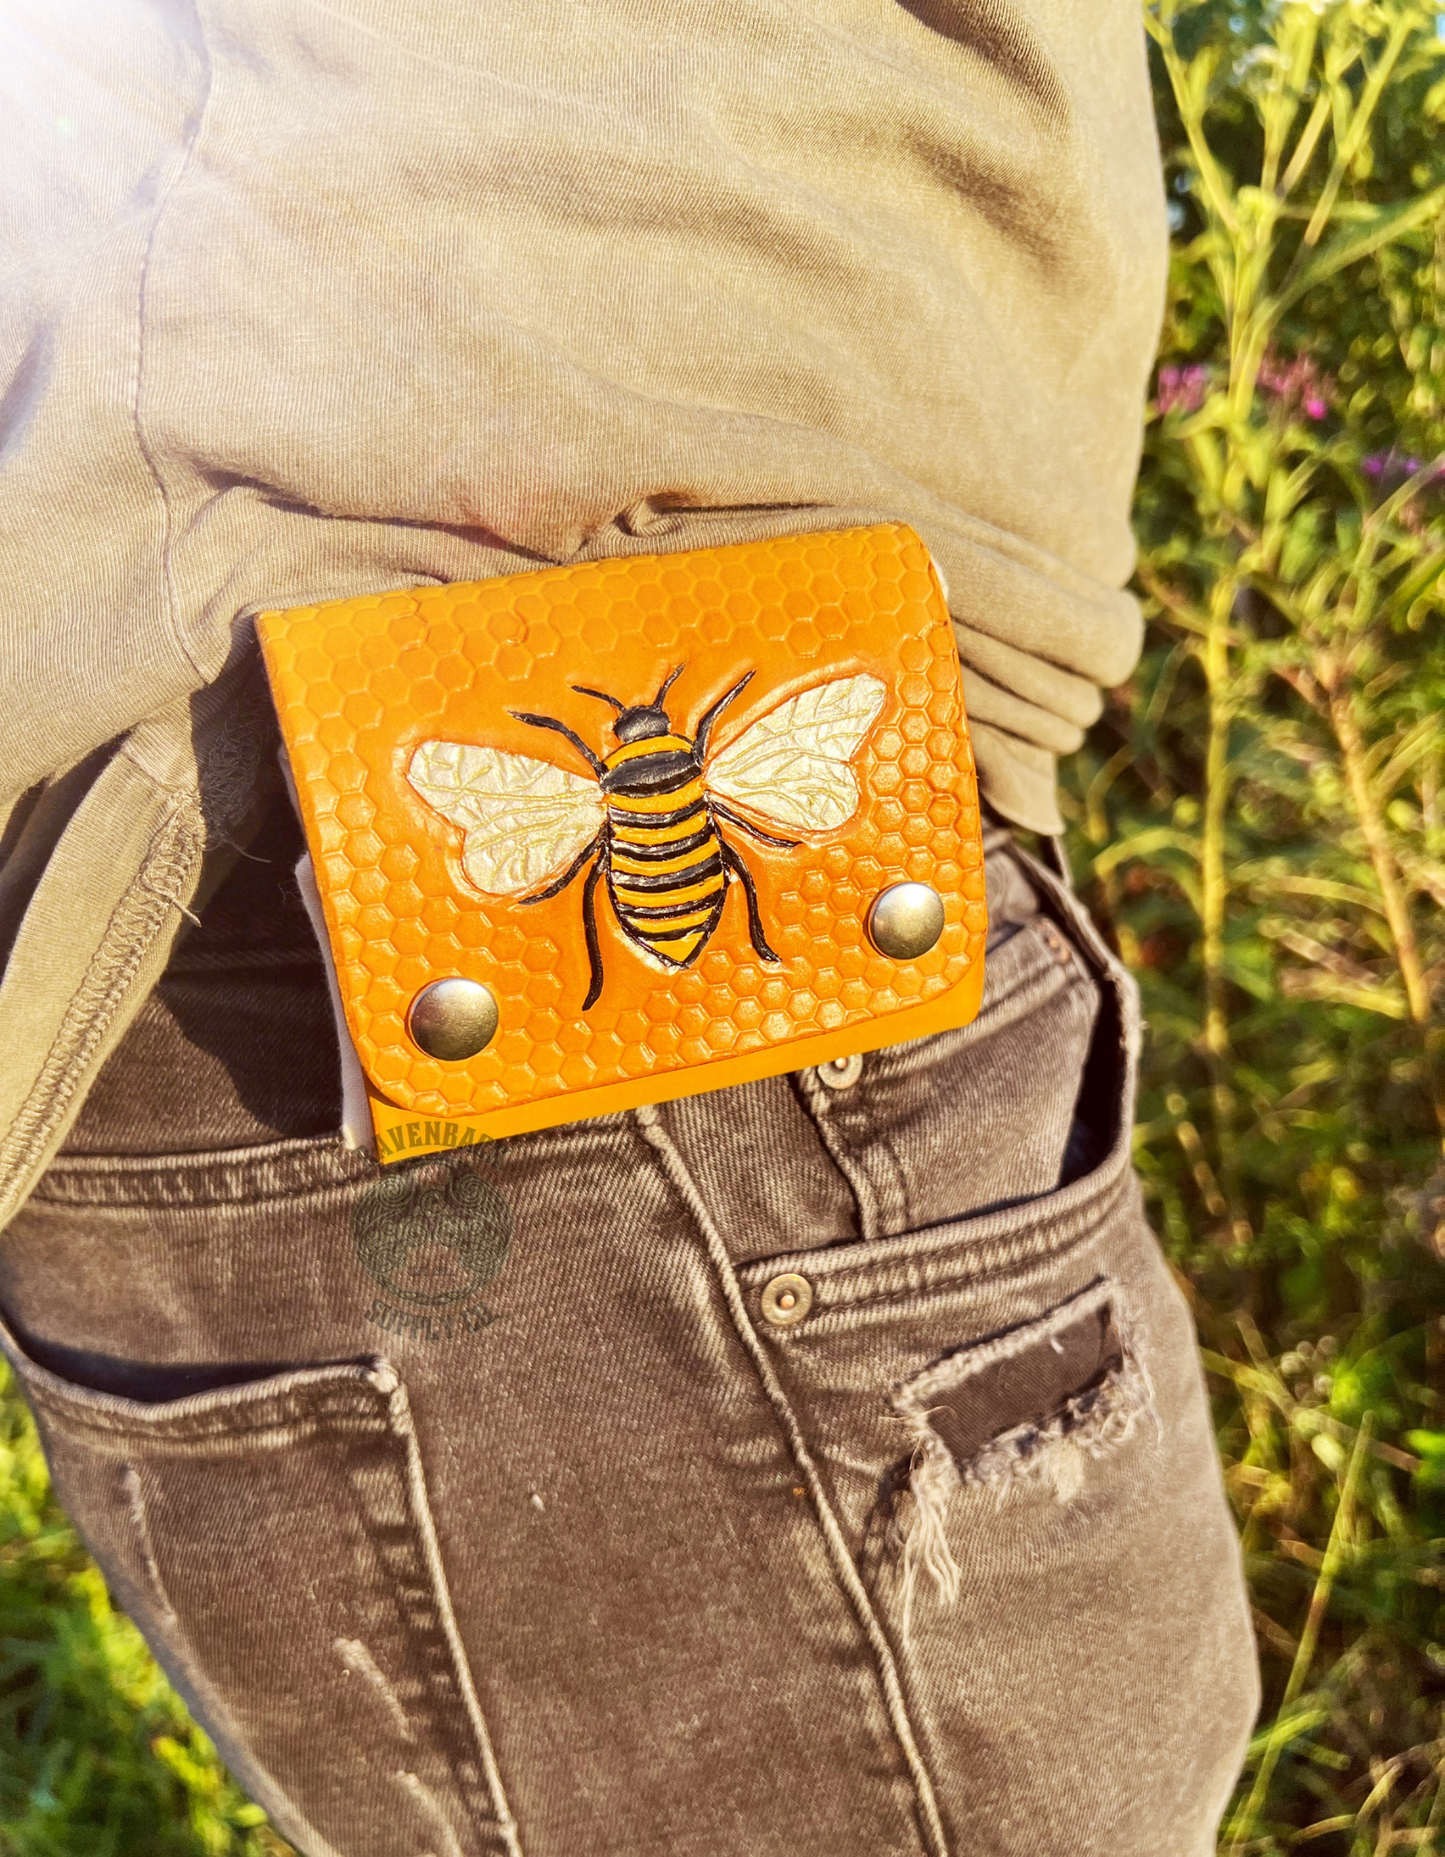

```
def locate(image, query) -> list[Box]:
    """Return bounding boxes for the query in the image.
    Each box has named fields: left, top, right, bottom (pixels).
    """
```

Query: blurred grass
left=3, top=1, right=1445, bottom=1852
left=1060, top=1, right=1445, bottom=1848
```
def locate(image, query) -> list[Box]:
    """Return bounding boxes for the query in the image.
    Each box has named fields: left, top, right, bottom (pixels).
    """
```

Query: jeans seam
left=635, top=1100, right=950, bottom=1857
left=0, top=804, right=206, bottom=1228
left=381, top=1373, right=523, bottom=1855
left=13, top=1376, right=394, bottom=1442
left=846, top=1121, right=910, bottom=1237
left=29, top=1135, right=375, bottom=1209
left=793, top=1065, right=884, bottom=1241
left=733, top=1152, right=1139, bottom=1320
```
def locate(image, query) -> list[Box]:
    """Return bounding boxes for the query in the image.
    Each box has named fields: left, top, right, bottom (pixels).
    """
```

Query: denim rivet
left=817, top=1053, right=864, bottom=1091
left=408, top=978, right=499, bottom=1061
left=760, top=1272, right=813, bottom=1328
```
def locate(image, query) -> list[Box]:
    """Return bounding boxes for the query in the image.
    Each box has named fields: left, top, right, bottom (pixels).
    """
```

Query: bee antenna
left=652, top=663, right=685, bottom=706
left=571, top=684, right=625, bottom=713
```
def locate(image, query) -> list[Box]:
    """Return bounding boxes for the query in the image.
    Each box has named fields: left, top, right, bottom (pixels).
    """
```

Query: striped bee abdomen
left=602, top=734, right=726, bottom=968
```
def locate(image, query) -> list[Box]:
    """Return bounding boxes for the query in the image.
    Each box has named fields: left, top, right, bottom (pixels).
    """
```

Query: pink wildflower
left=1157, top=363, right=1209, bottom=414
left=1258, top=350, right=1333, bottom=420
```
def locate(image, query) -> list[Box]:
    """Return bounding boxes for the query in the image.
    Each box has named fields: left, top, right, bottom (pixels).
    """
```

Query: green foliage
left=1061, top=0, right=1445, bottom=1847
left=3, top=3, right=1445, bottom=1852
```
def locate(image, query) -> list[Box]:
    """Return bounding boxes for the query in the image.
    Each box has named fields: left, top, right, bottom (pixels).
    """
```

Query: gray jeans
left=0, top=817, right=1257, bottom=1856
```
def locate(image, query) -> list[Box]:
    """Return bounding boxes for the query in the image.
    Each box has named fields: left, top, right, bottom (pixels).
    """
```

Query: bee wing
left=408, top=740, right=605, bottom=895
left=706, top=673, right=887, bottom=833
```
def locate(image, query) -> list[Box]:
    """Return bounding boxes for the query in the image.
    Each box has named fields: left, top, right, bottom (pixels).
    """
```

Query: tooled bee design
left=407, top=665, right=885, bottom=1009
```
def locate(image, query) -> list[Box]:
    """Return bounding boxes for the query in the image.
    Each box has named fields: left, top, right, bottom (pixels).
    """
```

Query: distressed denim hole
left=924, top=1303, right=1124, bottom=1468
left=877, top=1279, right=1155, bottom=1639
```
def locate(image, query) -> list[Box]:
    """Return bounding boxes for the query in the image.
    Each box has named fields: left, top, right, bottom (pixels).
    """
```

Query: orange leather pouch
left=258, top=522, right=987, bottom=1161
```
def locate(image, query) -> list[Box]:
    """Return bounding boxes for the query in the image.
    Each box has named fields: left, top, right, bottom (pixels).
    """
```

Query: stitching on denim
left=811, top=1169, right=1133, bottom=1312
left=31, top=1118, right=629, bottom=1212
left=635, top=1101, right=950, bottom=1857
left=803, top=1059, right=912, bottom=1239
left=870, top=1129, right=912, bottom=1235
left=748, top=849, right=1139, bottom=1321
left=743, top=1162, right=1134, bottom=1325
left=0, top=1346, right=395, bottom=1442
left=29, top=1164, right=367, bottom=1213
left=28, top=1137, right=375, bottom=1210
left=27, top=1387, right=390, bottom=1443
left=121, top=1463, right=177, bottom=1623
left=953, top=919, right=1077, bottom=1019
left=1005, top=840, right=1131, bottom=1005
left=374, top=1374, right=522, bottom=1853
left=794, top=1065, right=882, bottom=1242
left=0, top=805, right=203, bottom=1227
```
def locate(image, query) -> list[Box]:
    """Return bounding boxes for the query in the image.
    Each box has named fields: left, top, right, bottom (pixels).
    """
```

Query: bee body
left=602, top=734, right=727, bottom=970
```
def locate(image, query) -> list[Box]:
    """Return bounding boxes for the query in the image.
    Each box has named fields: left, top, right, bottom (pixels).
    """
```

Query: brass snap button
left=817, top=1053, right=863, bottom=1092
left=867, top=881, right=945, bottom=960
left=760, top=1272, right=814, bottom=1328
left=408, top=978, right=499, bottom=1061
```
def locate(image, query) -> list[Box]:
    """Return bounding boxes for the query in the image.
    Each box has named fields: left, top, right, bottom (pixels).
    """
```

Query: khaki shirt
left=0, top=0, right=1166, bottom=1219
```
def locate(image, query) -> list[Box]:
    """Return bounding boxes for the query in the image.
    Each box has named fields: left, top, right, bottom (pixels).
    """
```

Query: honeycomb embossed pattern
left=259, top=523, right=986, bottom=1130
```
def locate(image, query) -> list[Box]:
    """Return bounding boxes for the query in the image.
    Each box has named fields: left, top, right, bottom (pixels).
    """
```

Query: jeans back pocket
left=0, top=1318, right=518, bottom=1857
